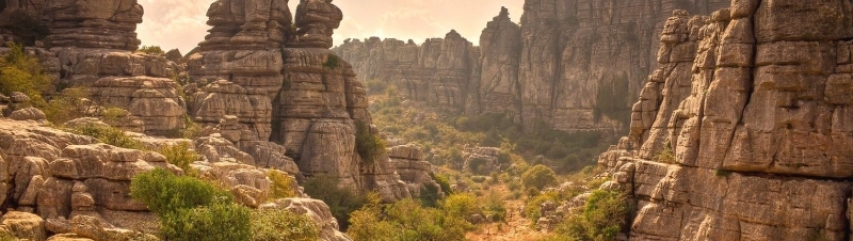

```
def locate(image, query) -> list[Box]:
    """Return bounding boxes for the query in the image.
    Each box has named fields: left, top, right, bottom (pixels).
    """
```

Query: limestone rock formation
left=474, top=7, right=521, bottom=114
left=262, top=198, right=352, bottom=241
left=288, top=0, right=342, bottom=49
left=187, top=0, right=433, bottom=202
left=388, top=145, right=441, bottom=199
left=201, top=0, right=291, bottom=50
left=337, top=2, right=732, bottom=133
left=598, top=1, right=853, bottom=240
left=42, top=0, right=144, bottom=50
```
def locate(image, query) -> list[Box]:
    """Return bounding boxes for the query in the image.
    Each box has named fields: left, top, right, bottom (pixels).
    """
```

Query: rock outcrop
left=0, top=0, right=187, bottom=134
left=336, top=1, right=732, bottom=134
left=188, top=0, right=433, bottom=201
left=42, top=0, right=144, bottom=51
left=598, top=1, right=853, bottom=240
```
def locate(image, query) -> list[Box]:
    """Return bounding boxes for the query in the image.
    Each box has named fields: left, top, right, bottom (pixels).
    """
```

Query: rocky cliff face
left=336, top=1, right=732, bottom=134
left=187, top=0, right=427, bottom=201
left=599, top=1, right=853, bottom=240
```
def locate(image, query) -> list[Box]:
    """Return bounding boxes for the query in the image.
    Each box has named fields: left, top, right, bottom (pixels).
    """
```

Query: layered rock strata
left=0, top=0, right=187, bottom=134
left=42, top=0, right=144, bottom=51
left=598, top=1, right=853, bottom=240
left=336, top=1, right=732, bottom=133
left=188, top=0, right=426, bottom=201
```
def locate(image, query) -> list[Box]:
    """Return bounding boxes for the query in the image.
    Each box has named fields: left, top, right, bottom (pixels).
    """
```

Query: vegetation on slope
left=368, top=86, right=613, bottom=174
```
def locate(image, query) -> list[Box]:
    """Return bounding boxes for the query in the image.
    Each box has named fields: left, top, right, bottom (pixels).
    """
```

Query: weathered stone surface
left=288, top=0, right=342, bottom=49
left=200, top=0, right=291, bottom=51
left=261, top=198, right=352, bottom=241
left=596, top=1, right=853, bottom=240
left=45, top=215, right=157, bottom=241
left=42, top=0, right=144, bottom=50
left=388, top=145, right=440, bottom=199
left=1, top=211, right=46, bottom=241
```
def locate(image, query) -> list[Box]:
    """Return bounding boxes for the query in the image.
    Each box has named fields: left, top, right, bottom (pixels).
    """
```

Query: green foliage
left=251, top=209, right=319, bottom=241
left=157, top=142, right=199, bottom=176
left=481, top=192, right=507, bottom=222
left=524, top=191, right=560, bottom=222
left=419, top=183, right=442, bottom=208
left=0, top=43, right=50, bottom=99
left=467, top=157, right=490, bottom=175
left=594, top=73, right=631, bottom=126
left=370, top=95, right=612, bottom=174
left=0, top=232, right=18, bottom=241
left=365, top=79, right=388, bottom=95
left=355, top=120, right=386, bottom=164
left=130, top=169, right=231, bottom=214
left=40, top=87, right=92, bottom=124
left=160, top=201, right=252, bottom=241
left=653, top=144, right=676, bottom=164
left=430, top=173, right=453, bottom=196
left=715, top=169, right=732, bottom=177
left=441, top=193, right=481, bottom=220
left=130, top=169, right=249, bottom=241
left=302, top=176, right=368, bottom=230
left=323, top=54, right=340, bottom=69
left=349, top=198, right=472, bottom=241
left=267, top=170, right=297, bottom=200
left=72, top=124, right=142, bottom=149
left=138, top=45, right=165, bottom=55
left=101, top=107, right=128, bottom=124
left=522, top=164, right=558, bottom=190
left=6, top=10, right=49, bottom=45
left=556, top=190, right=630, bottom=241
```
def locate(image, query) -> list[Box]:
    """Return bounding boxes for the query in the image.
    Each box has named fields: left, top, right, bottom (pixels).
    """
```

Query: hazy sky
left=137, top=0, right=524, bottom=53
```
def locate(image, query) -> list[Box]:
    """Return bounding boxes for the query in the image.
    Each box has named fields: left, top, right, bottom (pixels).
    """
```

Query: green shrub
left=302, top=176, right=368, bottom=230
left=522, top=164, right=558, bottom=190
left=72, top=124, right=142, bottom=149
left=0, top=232, right=18, bottom=241
left=130, top=169, right=248, bottom=241
left=556, top=190, right=630, bottom=241
left=365, top=79, right=388, bottom=95
left=161, top=201, right=252, bottom=241
left=267, top=170, right=297, bottom=200
left=323, top=54, right=340, bottom=69
left=347, top=205, right=396, bottom=241
left=157, top=142, right=199, bottom=176
left=0, top=43, right=50, bottom=99
left=100, top=107, right=128, bottom=124
left=6, top=10, right=49, bottom=45
left=130, top=169, right=231, bottom=214
left=481, top=192, right=507, bottom=222
left=430, top=173, right=453, bottom=196
left=138, top=45, right=165, bottom=55
left=385, top=199, right=471, bottom=241
left=441, top=193, right=480, bottom=220
left=355, top=121, right=386, bottom=164
left=41, top=87, right=92, bottom=124
left=251, top=209, right=319, bottom=241
left=524, top=191, right=560, bottom=222
left=653, top=144, right=676, bottom=164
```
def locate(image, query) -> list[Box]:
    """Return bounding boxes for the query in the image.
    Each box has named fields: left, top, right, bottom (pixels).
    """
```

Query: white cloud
left=137, top=0, right=524, bottom=53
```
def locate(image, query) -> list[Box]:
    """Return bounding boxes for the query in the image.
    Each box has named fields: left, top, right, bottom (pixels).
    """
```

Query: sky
left=137, top=0, right=524, bottom=54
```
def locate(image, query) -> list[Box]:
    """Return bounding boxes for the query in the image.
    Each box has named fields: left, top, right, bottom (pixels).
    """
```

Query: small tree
left=157, top=142, right=199, bottom=176
left=521, top=164, right=558, bottom=190
left=355, top=121, right=386, bottom=164
left=267, top=170, right=297, bottom=200
left=130, top=169, right=250, bottom=241
left=138, top=45, right=165, bottom=55
left=557, top=190, right=630, bottom=241
left=251, top=209, right=319, bottom=241
left=0, top=43, right=50, bottom=99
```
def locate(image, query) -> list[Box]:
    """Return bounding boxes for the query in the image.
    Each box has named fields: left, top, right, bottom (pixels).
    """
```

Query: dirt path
left=466, top=185, right=549, bottom=241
